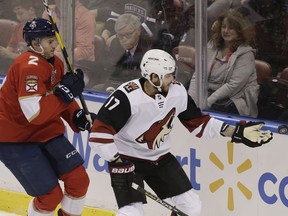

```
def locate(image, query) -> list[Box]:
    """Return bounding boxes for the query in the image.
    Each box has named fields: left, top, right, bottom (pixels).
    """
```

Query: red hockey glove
left=108, top=160, right=135, bottom=192
left=231, top=121, right=273, bottom=148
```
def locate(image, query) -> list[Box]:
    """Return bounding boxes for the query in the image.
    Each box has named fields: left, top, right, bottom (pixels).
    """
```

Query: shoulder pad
left=122, top=81, right=140, bottom=93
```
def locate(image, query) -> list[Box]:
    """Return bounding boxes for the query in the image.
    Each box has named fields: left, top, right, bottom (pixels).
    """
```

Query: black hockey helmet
left=23, top=18, right=55, bottom=46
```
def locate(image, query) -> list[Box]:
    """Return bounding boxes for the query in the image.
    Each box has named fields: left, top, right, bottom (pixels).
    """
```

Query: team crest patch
left=25, top=75, right=38, bottom=92
left=124, top=82, right=139, bottom=93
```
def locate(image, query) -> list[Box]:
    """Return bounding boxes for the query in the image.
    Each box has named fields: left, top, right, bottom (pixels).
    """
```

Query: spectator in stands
left=42, top=0, right=96, bottom=64
left=0, top=0, right=38, bottom=74
left=93, top=0, right=155, bottom=45
left=103, top=13, right=151, bottom=91
left=94, top=0, right=194, bottom=53
left=189, top=9, right=259, bottom=118
left=208, top=0, right=288, bottom=76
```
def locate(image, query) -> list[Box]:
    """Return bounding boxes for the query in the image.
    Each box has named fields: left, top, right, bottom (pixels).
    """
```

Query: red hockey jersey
left=0, top=51, right=80, bottom=142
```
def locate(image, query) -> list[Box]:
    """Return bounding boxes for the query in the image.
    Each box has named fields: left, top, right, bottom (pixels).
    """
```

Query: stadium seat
left=93, top=34, right=106, bottom=60
left=255, top=59, right=272, bottom=85
left=257, top=62, right=288, bottom=120
left=278, top=67, right=288, bottom=108
left=281, top=67, right=288, bottom=80
left=0, top=19, right=18, bottom=47
left=172, top=45, right=195, bottom=71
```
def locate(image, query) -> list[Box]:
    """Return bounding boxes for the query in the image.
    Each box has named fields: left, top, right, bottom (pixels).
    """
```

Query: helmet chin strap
left=28, top=38, right=47, bottom=58
left=28, top=45, right=44, bottom=56
left=148, top=79, right=163, bottom=92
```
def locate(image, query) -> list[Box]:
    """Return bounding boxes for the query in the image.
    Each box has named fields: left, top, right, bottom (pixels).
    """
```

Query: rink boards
left=0, top=89, right=288, bottom=216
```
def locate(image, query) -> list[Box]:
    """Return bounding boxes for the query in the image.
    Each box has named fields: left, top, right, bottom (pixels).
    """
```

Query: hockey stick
left=131, top=183, right=189, bottom=216
left=42, top=0, right=92, bottom=123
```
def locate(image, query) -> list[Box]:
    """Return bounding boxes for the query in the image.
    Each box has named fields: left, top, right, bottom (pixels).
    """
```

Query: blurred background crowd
left=0, top=0, right=287, bottom=123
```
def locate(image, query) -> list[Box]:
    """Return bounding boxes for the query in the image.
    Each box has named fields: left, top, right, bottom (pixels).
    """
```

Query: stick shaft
left=132, top=183, right=188, bottom=216
left=42, top=0, right=91, bottom=120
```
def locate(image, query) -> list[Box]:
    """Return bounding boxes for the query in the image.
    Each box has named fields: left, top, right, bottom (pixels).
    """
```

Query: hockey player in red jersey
left=0, top=18, right=96, bottom=216
left=89, top=49, right=273, bottom=216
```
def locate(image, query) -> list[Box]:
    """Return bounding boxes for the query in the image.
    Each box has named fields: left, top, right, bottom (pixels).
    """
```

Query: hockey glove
left=73, top=109, right=97, bottom=131
left=231, top=121, right=273, bottom=148
left=54, top=69, right=85, bottom=104
left=108, top=160, right=135, bottom=192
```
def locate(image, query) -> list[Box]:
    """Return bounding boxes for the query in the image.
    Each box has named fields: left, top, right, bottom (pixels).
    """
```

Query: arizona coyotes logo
left=136, top=108, right=176, bottom=150
left=124, top=81, right=139, bottom=93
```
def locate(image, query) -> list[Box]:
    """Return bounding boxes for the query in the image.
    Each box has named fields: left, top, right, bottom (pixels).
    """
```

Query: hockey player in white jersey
left=89, top=49, right=273, bottom=216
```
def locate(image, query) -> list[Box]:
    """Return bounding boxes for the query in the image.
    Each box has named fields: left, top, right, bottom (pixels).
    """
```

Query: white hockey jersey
left=89, top=78, right=224, bottom=162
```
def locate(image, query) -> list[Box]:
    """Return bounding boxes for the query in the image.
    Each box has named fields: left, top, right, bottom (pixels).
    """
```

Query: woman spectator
left=189, top=9, right=259, bottom=117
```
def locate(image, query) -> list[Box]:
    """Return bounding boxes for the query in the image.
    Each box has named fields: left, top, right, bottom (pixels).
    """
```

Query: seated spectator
left=95, top=0, right=195, bottom=53
left=94, top=0, right=156, bottom=45
left=0, top=0, right=38, bottom=74
left=42, top=0, right=96, bottom=64
left=189, top=9, right=259, bottom=118
left=102, top=13, right=152, bottom=91
left=209, top=0, right=288, bottom=76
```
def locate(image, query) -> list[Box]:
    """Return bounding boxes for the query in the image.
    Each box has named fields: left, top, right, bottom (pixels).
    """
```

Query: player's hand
left=73, top=109, right=97, bottom=132
left=54, top=69, right=85, bottom=104
left=108, top=160, right=135, bottom=192
left=231, top=121, right=273, bottom=147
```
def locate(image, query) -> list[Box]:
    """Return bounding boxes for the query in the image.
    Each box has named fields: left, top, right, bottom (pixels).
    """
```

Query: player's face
left=160, top=73, right=176, bottom=92
left=39, top=36, right=58, bottom=59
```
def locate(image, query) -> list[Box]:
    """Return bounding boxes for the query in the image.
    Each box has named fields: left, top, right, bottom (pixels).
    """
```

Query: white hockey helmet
left=140, top=49, right=176, bottom=90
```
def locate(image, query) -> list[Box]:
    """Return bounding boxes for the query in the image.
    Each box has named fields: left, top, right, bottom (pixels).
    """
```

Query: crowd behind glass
left=0, top=0, right=287, bottom=124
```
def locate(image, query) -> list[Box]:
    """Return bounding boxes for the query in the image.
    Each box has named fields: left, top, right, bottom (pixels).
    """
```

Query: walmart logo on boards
left=69, top=129, right=288, bottom=210
left=209, top=141, right=252, bottom=211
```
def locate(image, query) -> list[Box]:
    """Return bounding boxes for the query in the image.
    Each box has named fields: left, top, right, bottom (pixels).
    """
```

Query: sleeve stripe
left=90, top=132, right=114, bottom=139
left=89, top=137, right=113, bottom=144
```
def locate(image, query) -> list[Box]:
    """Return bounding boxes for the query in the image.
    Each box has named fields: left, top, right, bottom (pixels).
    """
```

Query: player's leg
left=143, top=153, right=202, bottom=216
left=116, top=202, right=144, bottom=216
left=58, top=165, right=89, bottom=216
left=0, top=142, right=62, bottom=215
left=170, top=189, right=201, bottom=216
left=109, top=170, right=146, bottom=216
left=28, top=184, right=63, bottom=216
left=43, top=135, right=89, bottom=216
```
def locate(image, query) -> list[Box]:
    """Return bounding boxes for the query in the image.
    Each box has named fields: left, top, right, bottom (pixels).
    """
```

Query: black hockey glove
left=108, top=160, right=135, bottom=192
left=231, top=121, right=273, bottom=148
left=72, top=109, right=97, bottom=131
left=54, top=69, right=85, bottom=104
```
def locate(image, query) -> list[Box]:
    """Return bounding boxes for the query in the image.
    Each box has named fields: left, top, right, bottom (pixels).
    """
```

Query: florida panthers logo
left=136, top=108, right=176, bottom=150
